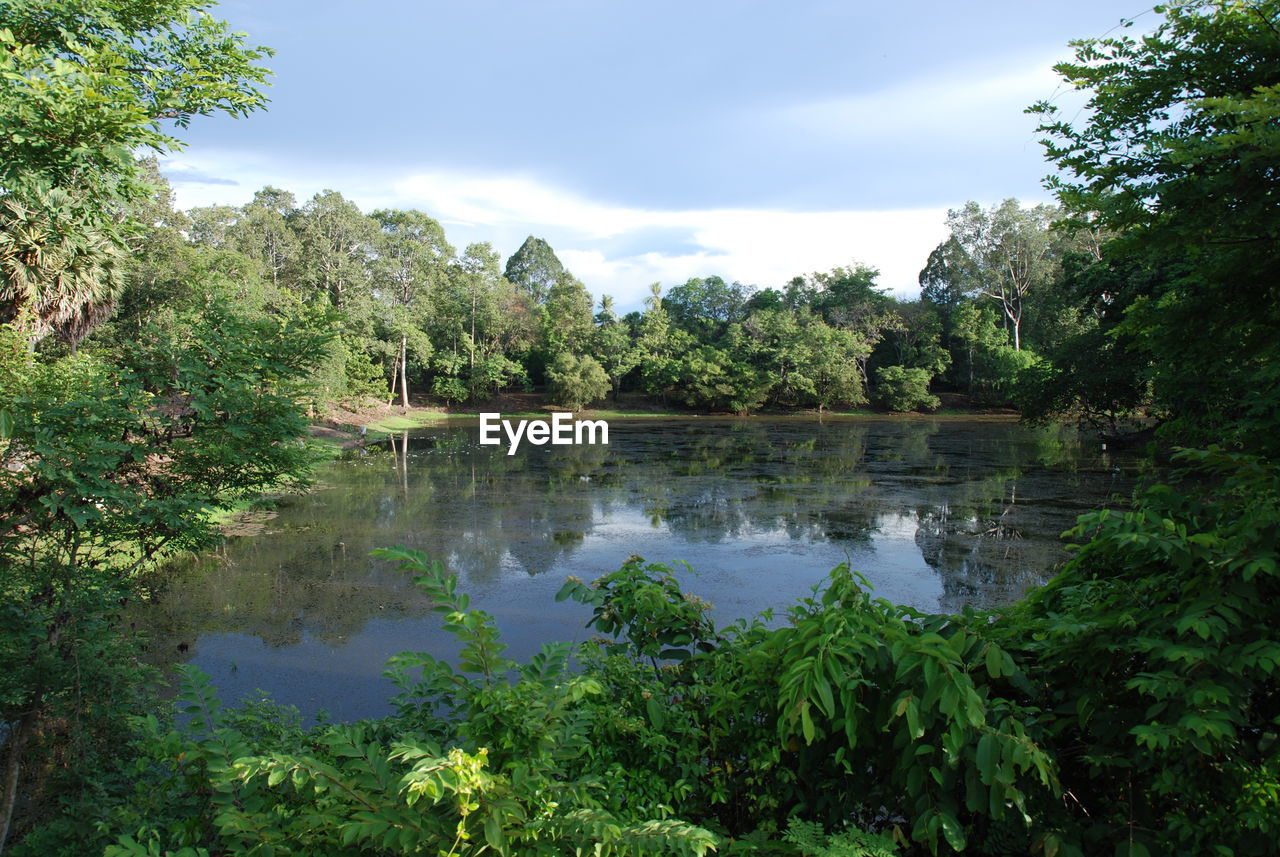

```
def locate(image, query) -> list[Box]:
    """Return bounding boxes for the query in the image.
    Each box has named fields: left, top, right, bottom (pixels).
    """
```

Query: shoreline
left=308, top=392, right=1019, bottom=450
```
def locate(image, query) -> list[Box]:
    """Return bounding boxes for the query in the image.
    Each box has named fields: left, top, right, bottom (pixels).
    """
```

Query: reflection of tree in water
left=911, top=464, right=1083, bottom=613
left=144, top=419, right=1133, bottom=656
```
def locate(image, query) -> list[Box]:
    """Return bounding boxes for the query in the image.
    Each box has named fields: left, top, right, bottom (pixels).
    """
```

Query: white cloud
left=164, top=157, right=949, bottom=311
left=774, top=54, right=1068, bottom=144
left=387, top=172, right=949, bottom=307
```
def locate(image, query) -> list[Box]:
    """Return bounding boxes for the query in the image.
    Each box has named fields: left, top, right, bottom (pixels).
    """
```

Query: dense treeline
left=2, top=0, right=1279, bottom=855
left=92, top=179, right=1108, bottom=416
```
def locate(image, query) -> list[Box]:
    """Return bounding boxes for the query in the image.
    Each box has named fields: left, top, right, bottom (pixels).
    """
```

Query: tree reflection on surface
left=143, top=416, right=1137, bottom=720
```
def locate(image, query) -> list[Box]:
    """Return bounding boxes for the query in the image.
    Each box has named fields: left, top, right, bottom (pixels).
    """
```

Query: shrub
left=546, top=351, right=609, bottom=411
left=875, top=365, right=939, bottom=412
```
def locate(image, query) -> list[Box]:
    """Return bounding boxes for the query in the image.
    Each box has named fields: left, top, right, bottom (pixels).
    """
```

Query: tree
left=799, top=264, right=896, bottom=386
left=371, top=209, right=451, bottom=409
left=919, top=236, right=978, bottom=345
left=663, top=276, right=750, bottom=338
left=543, top=272, right=594, bottom=356
left=545, top=351, right=609, bottom=412
left=590, top=295, right=638, bottom=400
left=1030, top=0, right=1280, bottom=450
left=186, top=204, right=239, bottom=249
left=944, top=200, right=1059, bottom=351
left=289, top=192, right=379, bottom=399
left=876, top=365, right=939, bottom=412
left=0, top=186, right=125, bottom=348
left=0, top=0, right=272, bottom=345
left=432, top=242, right=534, bottom=401
left=504, top=236, right=568, bottom=304
left=293, top=191, right=375, bottom=311
left=0, top=307, right=329, bottom=849
left=231, top=187, right=301, bottom=291
left=636, top=286, right=690, bottom=401
left=884, top=300, right=950, bottom=379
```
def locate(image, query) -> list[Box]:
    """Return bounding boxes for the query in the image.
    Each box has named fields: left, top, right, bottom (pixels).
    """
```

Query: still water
left=147, top=416, right=1136, bottom=720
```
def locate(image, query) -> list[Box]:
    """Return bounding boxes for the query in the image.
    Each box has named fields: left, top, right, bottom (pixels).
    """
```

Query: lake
left=145, top=416, right=1137, bottom=721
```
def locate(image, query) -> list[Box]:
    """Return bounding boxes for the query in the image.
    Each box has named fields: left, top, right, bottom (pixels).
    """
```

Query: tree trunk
left=388, top=353, right=399, bottom=407
left=0, top=711, right=33, bottom=855
left=399, top=335, right=409, bottom=411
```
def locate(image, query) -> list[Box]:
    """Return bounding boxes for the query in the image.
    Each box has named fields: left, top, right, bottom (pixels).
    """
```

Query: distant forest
left=43, top=167, right=1135, bottom=422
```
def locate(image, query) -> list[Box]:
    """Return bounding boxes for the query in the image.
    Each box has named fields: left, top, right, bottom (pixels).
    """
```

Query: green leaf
left=801, top=702, right=816, bottom=744
left=646, top=695, right=666, bottom=730
left=939, top=811, right=966, bottom=851
left=986, top=644, right=1002, bottom=678
left=484, top=814, right=506, bottom=852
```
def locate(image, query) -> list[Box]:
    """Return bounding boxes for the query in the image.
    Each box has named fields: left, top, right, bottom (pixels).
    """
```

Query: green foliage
left=100, top=551, right=720, bottom=857
left=0, top=0, right=272, bottom=344
left=590, top=310, right=639, bottom=399
left=1030, top=0, right=1280, bottom=451
left=941, top=200, right=1060, bottom=353
left=0, top=305, right=329, bottom=848
left=783, top=820, right=897, bottom=857
left=557, top=557, right=716, bottom=663
left=432, top=374, right=470, bottom=404
left=546, top=351, right=610, bottom=412
left=674, top=343, right=771, bottom=414
left=543, top=271, right=595, bottom=356
left=992, top=448, right=1280, bottom=856
left=665, top=276, right=750, bottom=338
left=504, top=236, right=568, bottom=305
left=875, top=365, right=939, bottom=412
left=972, top=345, right=1036, bottom=408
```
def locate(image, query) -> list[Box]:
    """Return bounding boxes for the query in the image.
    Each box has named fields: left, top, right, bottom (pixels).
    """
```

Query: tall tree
left=1030, top=0, right=1280, bottom=449
left=944, top=200, right=1059, bottom=351
left=664, top=276, right=750, bottom=338
left=293, top=191, right=375, bottom=311
left=433, top=242, right=534, bottom=401
left=799, top=264, right=896, bottom=386
left=504, top=236, right=568, bottom=304
left=371, top=209, right=452, bottom=409
left=543, top=272, right=594, bottom=356
left=918, top=236, right=977, bottom=335
left=590, top=294, right=638, bottom=399
left=231, top=186, right=301, bottom=291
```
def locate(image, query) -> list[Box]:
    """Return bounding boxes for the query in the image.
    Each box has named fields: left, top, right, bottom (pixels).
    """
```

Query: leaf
left=801, top=702, right=816, bottom=744
left=939, top=811, right=966, bottom=851
left=646, top=695, right=666, bottom=730
left=484, top=814, right=506, bottom=853
left=986, top=644, right=1003, bottom=678
left=976, top=733, right=995, bottom=782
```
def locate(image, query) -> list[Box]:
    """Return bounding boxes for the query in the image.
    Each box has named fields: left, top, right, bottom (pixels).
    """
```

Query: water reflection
left=144, top=417, right=1136, bottom=720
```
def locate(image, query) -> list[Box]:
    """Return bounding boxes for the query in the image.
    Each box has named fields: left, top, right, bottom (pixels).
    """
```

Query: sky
left=164, top=0, right=1157, bottom=311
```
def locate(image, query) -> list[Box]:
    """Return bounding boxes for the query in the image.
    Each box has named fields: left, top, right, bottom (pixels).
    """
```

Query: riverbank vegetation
left=2, top=0, right=1278, bottom=854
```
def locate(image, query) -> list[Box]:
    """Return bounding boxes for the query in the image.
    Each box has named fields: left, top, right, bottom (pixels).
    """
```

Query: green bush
left=971, top=345, right=1037, bottom=407
left=546, top=351, right=610, bottom=411
left=875, top=365, right=939, bottom=412
left=431, top=374, right=468, bottom=404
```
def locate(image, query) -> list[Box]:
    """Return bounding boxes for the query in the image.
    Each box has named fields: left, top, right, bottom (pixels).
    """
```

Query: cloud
left=389, top=172, right=949, bottom=308
left=160, top=160, right=240, bottom=186
left=773, top=55, right=1067, bottom=145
